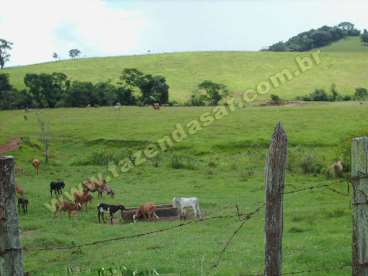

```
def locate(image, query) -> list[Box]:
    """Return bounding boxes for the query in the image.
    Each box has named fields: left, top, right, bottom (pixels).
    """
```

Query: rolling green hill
left=3, top=40, right=368, bottom=102
left=320, top=36, right=368, bottom=52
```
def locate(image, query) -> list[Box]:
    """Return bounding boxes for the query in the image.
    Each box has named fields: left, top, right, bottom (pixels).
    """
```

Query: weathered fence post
left=264, top=123, right=288, bottom=276
left=0, top=156, right=24, bottom=276
left=352, top=137, right=368, bottom=276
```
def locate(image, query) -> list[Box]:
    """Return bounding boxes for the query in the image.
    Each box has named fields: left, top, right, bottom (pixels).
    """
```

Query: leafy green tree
left=119, top=68, right=169, bottom=104
left=0, top=39, right=13, bottom=69
left=354, top=88, right=368, bottom=100
left=197, top=80, right=228, bottom=105
left=338, top=22, right=355, bottom=32
left=119, top=68, right=145, bottom=88
left=361, top=29, right=368, bottom=44
left=65, top=81, right=95, bottom=107
left=69, top=49, right=81, bottom=58
left=24, top=72, right=69, bottom=108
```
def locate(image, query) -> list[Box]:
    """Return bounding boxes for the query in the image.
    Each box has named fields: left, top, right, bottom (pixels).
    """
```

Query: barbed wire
left=242, top=264, right=351, bottom=276
left=211, top=204, right=265, bottom=270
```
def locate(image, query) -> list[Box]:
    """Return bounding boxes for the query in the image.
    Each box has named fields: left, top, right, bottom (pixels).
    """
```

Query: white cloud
left=0, top=0, right=147, bottom=65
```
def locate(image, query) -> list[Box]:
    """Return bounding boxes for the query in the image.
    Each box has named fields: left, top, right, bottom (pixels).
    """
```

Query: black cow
left=97, top=203, right=126, bottom=224
left=18, top=196, right=29, bottom=214
left=50, top=181, right=65, bottom=197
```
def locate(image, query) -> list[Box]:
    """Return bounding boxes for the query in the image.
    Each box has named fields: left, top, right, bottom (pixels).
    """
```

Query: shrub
left=270, top=94, right=283, bottom=105
left=300, top=153, right=324, bottom=175
left=354, top=88, right=368, bottom=100
left=170, top=155, right=196, bottom=170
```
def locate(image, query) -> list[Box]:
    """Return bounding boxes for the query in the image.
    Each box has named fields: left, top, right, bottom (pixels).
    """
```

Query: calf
left=32, top=159, right=41, bottom=175
left=18, top=196, right=29, bottom=214
left=74, top=190, right=93, bottom=210
left=97, top=203, right=126, bottom=224
left=16, top=184, right=25, bottom=196
left=50, top=181, right=65, bottom=196
left=55, top=201, right=82, bottom=218
left=133, top=202, right=159, bottom=223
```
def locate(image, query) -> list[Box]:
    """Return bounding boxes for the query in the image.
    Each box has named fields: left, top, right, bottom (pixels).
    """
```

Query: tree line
left=267, top=22, right=364, bottom=52
left=0, top=68, right=169, bottom=110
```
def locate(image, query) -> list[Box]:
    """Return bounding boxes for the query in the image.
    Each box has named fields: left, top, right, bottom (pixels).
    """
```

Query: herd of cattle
left=16, top=177, right=202, bottom=225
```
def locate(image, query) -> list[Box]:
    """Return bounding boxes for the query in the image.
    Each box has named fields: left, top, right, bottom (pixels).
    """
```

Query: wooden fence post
left=264, top=123, right=288, bottom=276
left=352, top=137, right=368, bottom=276
left=0, top=156, right=24, bottom=276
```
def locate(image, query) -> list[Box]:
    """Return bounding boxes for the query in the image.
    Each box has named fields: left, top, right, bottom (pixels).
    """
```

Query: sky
left=0, top=0, right=367, bottom=66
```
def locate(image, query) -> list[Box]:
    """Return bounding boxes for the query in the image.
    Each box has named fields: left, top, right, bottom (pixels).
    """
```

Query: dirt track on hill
left=0, top=138, right=22, bottom=154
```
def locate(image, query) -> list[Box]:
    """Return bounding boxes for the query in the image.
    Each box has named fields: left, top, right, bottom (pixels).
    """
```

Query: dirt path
left=0, top=138, right=22, bottom=154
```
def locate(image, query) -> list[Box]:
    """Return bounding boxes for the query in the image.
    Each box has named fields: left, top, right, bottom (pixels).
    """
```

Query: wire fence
left=24, top=181, right=351, bottom=275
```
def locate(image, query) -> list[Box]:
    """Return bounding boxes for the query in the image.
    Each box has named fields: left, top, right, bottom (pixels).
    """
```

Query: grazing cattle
left=16, top=184, right=24, bottom=196
left=83, top=179, right=114, bottom=198
left=97, top=203, right=126, bottom=224
left=327, top=160, right=344, bottom=178
left=74, top=190, right=93, bottom=210
left=32, top=159, right=41, bottom=175
left=133, top=202, right=159, bottom=223
left=173, top=197, right=202, bottom=219
left=18, top=196, right=29, bottom=214
left=54, top=201, right=82, bottom=218
left=50, top=181, right=65, bottom=196
left=152, top=103, right=160, bottom=110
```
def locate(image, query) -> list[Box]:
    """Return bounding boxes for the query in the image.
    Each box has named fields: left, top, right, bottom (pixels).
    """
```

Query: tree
left=361, top=29, right=368, bottom=44
left=354, top=88, right=368, bottom=100
left=52, top=52, right=58, bottom=60
left=338, top=22, right=355, bottom=32
left=24, top=72, right=69, bottom=108
left=119, top=68, right=145, bottom=88
left=197, top=80, right=229, bottom=105
left=0, top=39, right=13, bottom=69
left=69, top=49, right=81, bottom=58
left=119, top=68, right=169, bottom=104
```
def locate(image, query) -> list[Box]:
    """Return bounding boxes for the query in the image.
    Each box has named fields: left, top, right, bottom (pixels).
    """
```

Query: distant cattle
left=74, top=190, right=93, bottom=210
left=55, top=201, right=82, bottom=218
left=133, top=202, right=159, bottom=223
left=18, top=196, right=29, bottom=214
left=50, top=181, right=65, bottom=196
left=152, top=103, right=160, bottom=110
left=83, top=179, right=114, bottom=198
left=97, top=203, right=126, bottom=224
left=327, top=160, right=344, bottom=178
left=32, top=159, right=41, bottom=175
left=173, top=197, right=202, bottom=219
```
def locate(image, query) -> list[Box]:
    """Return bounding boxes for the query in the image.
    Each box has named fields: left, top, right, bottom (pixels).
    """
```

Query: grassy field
left=3, top=40, right=368, bottom=103
left=320, top=36, right=368, bottom=52
left=0, top=102, right=366, bottom=275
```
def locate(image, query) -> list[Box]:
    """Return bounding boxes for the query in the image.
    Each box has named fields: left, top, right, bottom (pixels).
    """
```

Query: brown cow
left=82, top=179, right=114, bottom=198
left=55, top=201, right=82, bottom=218
left=32, top=159, right=41, bottom=175
left=74, top=190, right=93, bottom=210
left=133, top=202, right=159, bottom=223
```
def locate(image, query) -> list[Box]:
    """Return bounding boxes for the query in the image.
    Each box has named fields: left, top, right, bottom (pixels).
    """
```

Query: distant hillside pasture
left=320, top=36, right=368, bottom=52
left=3, top=50, right=368, bottom=103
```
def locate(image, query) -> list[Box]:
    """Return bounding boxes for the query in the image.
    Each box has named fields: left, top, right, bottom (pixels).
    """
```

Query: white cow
left=172, top=197, right=202, bottom=219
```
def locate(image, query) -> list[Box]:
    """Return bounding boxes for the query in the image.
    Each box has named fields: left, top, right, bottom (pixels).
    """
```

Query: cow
left=172, top=197, right=202, bottom=219
left=97, top=203, right=126, bottom=224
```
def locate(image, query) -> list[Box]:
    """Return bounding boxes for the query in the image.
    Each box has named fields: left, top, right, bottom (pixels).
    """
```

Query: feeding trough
left=122, top=204, right=179, bottom=222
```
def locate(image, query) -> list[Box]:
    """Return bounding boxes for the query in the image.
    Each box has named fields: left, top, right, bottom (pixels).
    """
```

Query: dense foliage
left=267, top=22, right=361, bottom=52
left=0, top=69, right=169, bottom=109
left=297, top=84, right=368, bottom=102
left=361, top=29, right=368, bottom=44
left=187, top=80, right=229, bottom=106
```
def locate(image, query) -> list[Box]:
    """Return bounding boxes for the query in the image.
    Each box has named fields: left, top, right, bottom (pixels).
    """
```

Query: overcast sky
left=1, top=0, right=367, bottom=66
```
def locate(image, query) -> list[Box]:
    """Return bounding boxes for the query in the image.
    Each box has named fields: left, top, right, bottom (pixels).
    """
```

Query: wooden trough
left=122, top=204, right=179, bottom=222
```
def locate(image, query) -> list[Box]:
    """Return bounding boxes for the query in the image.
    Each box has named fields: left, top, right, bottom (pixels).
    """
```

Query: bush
left=270, top=94, right=283, bottom=105
left=354, top=88, right=368, bottom=100
left=170, top=155, right=196, bottom=170
left=300, top=153, right=324, bottom=175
